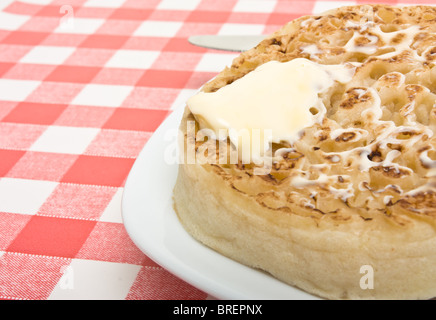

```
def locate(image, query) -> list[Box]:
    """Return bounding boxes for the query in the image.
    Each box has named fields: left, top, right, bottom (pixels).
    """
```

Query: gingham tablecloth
left=0, top=0, right=420, bottom=300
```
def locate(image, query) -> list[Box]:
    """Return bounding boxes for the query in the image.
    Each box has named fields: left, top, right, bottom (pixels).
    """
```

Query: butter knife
left=188, top=35, right=266, bottom=52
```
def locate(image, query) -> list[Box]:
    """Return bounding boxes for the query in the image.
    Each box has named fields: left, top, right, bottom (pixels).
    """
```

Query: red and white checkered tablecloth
left=0, top=0, right=426, bottom=300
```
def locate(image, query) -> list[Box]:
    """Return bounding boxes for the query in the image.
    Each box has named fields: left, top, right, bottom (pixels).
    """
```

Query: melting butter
left=187, top=58, right=354, bottom=162
left=343, top=24, right=424, bottom=61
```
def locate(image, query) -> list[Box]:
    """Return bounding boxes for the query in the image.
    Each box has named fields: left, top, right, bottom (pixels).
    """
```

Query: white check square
left=30, top=126, right=100, bottom=155
left=20, top=46, right=76, bottom=65
left=100, top=188, right=124, bottom=223
left=157, top=0, right=201, bottom=10
left=219, top=23, right=265, bottom=35
left=0, top=11, right=30, bottom=30
left=48, top=259, right=141, bottom=300
left=133, top=21, right=182, bottom=37
left=72, top=84, right=133, bottom=108
left=0, top=79, right=40, bottom=102
left=195, top=53, right=238, bottom=73
left=233, top=0, right=277, bottom=13
left=106, top=50, right=160, bottom=70
left=54, top=17, right=105, bottom=34
left=0, top=178, right=58, bottom=215
left=0, top=0, right=14, bottom=10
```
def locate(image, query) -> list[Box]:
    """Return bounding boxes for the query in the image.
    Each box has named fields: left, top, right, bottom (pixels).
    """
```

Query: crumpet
left=173, top=5, right=436, bottom=300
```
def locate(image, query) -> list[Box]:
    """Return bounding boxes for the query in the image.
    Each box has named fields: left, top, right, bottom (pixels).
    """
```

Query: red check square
left=41, top=33, right=88, bottom=47
left=148, top=9, right=190, bottom=21
left=6, top=152, right=78, bottom=182
left=0, top=123, right=47, bottom=150
left=3, top=63, right=56, bottom=81
left=36, top=5, right=78, bottom=17
left=38, top=183, right=117, bottom=220
left=109, top=8, right=152, bottom=20
left=0, top=252, right=69, bottom=300
left=228, top=12, right=269, bottom=24
left=126, top=267, right=207, bottom=300
left=54, top=105, right=115, bottom=128
left=6, top=1, right=42, bottom=16
left=79, top=34, right=129, bottom=49
left=92, top=68, right=144, bottom=86
left=25, top=82, right=85, bottom=105
left=0, top=62, right=14, bottom=77
left=2, top=31, right=49, bottom=46
left=0, top=212, right=31, bottom=250
left=7, top=215, right=96, bottom=258
left=61, top=155, right=135, bottom=187
left=0, top=45, right=32, bottom=62
left=74, top=7, right=115, bottom=19
left=0, top=149, right=25, bottom=177
left=45, top=65, right=101, bottom=83
left=185, top=71, right=217, bottom=89
left=136, top=69, right=193, bottom=88
left=273, top=0, right=315, bottom=15
left=122, top=0, right=161, bottom=9
left=76, top=222, right=153, bottom=265
left=196, top=0, right=237, bottom=11
left=2, top=102, right=67, bottom=125
left=0, top=101, right=18, bottom=121
left=122, top=87, right=179, bottom=110
left=163, top=37, right=206, bottom=53
left=0, top=30, right=10, bottom=42
left=103, top=108, right=168, bottom=132
left=63, top=48, right=114, bottom=67
left=96, top=19, right=142, bottom=36
left=357, top=0, right=398, bottom=4
left=85, top=129, right=151, bottom=158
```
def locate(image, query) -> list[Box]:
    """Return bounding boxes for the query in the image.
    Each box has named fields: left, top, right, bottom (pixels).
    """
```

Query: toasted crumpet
left=173, top=5, right=436, bottom=300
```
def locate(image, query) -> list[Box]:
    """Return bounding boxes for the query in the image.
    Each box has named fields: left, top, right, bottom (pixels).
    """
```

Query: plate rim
left=121, top=103, right=319, bottom=300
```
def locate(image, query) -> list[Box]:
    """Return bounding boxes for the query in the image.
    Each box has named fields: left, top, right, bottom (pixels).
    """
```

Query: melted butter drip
left=344, top=24, right=424, bottom=61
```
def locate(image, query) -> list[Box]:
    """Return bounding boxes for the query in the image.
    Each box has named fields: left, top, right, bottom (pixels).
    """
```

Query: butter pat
left=187, top=58, right=354, bottom=159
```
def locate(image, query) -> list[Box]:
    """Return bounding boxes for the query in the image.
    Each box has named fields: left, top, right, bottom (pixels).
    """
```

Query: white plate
left=121, top=103, right=319, bottom=300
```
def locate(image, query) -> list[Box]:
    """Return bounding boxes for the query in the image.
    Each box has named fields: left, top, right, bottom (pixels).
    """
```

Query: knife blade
left=188, top=35, right=266, bottom=52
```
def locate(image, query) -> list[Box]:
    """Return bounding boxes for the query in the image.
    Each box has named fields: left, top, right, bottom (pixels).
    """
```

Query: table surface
left=0, top=0, right=419, bottom=300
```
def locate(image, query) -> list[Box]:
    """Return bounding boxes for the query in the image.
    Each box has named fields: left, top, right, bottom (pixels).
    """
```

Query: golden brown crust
left=173, top=4, right=436, bottom=299
left=192, top=4, right=436, bottom=226
left=203, top=5, right=436, bottom=92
